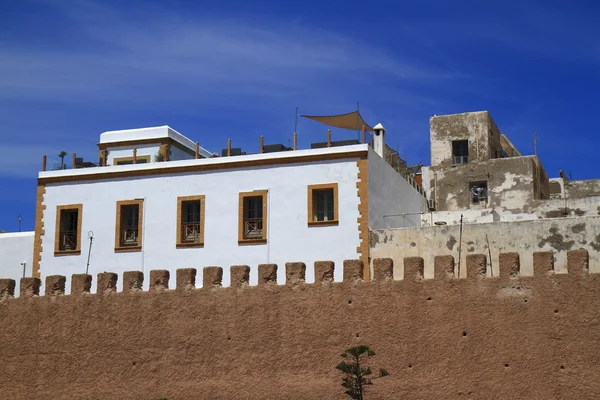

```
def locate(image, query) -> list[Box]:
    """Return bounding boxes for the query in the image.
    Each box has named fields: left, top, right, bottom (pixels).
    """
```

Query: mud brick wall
left=1, top=252, right=600, bottom=399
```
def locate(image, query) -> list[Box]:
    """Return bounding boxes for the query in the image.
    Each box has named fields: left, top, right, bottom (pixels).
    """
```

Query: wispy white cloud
left=0, top=0, right=464, bottom=105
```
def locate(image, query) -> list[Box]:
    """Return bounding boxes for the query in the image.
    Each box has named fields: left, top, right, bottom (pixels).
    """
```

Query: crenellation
left=71, top=274, right=92, bottom=295
left=176, top=268, right=196, bottom=290
left=343, top=259, right=364, bottom=282
left=434, top=255, right=455, bottom=279
left=403, top=257, right=424, bottom=280
left=1, top=254, right=599, bottom=301
left=0, top=279, right=15, bottom=300
left=230, top=265, right=250, bottom=287
left=285, top=262, right=306, bottom=286
left=149, top=270, right=169, bottom=291
left=373, top=258, right=393, bottom=281
left=97, top=272, right=118, bottom=295
left=499, top=253, right=520, bottom=279
left=533, top=251, right=555, bottom=276
left=467, top=254, right=487, bottom=278
left=45, top=275, right=66, bottom=296
left=258, top=264, right=277, bottom=285
left=314, top=261, right=334, bottom=284
left=123, top=271, right=144, bottom=292
left=19, top=277, right=40, bottom=298
left=203, top=267, right=222, bottom=288
left=567, top=249, right=589, bottom=277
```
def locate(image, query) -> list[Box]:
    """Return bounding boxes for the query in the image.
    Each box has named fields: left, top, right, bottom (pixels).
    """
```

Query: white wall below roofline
left=0, top=232, right=34, bottom=295
left=39, top=158, right=362, bottom=294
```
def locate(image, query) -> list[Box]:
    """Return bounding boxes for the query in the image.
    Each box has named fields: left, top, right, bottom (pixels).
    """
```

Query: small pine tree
left=336, top=345, right=389, bottom=400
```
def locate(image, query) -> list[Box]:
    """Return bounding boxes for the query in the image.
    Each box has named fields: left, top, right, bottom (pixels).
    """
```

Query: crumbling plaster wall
left=430, top=111, right=502, bottom=167
left=565, top=179, right=600, bottom=198
left=425, top=156, right=545, bottom=212
left=370, top=216, right=600, bottom=279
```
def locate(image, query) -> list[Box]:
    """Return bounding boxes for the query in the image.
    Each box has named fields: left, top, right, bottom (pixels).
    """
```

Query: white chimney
left=373, top=123, right=386, bottom=158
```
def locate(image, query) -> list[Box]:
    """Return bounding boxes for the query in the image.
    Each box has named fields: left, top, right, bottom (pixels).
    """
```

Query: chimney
left=373, top=123, right=386, bottom=158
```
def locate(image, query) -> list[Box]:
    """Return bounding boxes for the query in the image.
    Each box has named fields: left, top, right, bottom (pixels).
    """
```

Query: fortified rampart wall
left=1, top=254, right=600, bottom=399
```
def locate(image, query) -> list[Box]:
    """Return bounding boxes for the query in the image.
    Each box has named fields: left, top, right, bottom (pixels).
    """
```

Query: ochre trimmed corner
left=32, top=183, right=46, bottom=278
left=356, top=158, right=369, bottom=280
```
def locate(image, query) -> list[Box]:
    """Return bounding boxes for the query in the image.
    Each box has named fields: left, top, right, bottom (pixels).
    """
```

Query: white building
left=34, top=124, right=426, bottom=292
left=0, top=232, right=34, bottom=294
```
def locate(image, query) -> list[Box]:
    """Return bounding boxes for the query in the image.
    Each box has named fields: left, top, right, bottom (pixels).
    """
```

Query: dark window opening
left=59, top=209, right=79, bottom=251
left=243, top=196, right=264, bottom=239
left=181, top=200, right=201, bottom=242
left=452, top=140, right=469, bottom=164
left=470, top=182, right=488, bottom=204
left=120, top=204, right=140, bottom=246
left=313, top=188, right=335, bottom=221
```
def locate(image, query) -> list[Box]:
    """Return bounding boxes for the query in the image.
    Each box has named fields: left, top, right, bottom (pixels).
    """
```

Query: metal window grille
left=120, top=205, right=139, bottom=246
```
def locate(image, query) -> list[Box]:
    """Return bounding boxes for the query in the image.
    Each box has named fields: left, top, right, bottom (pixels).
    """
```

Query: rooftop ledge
left=38, top=144, right=370, bottom=182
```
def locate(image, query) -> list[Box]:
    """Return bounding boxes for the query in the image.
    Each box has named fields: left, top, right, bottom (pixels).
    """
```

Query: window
left=238, top=191, right=268, bottom=244
left=176, top=195, right=205, bottom=248
left=307, top=183, right=339, bottom=226
left=469, top=182, right=488, bottom=204
left=452, top=140, right=469, bottom=164
left=54, top=204, right=83, bottom=255
left=114, top=156, right=150, bottom=166
left=115, top=199, right=144, bottom=252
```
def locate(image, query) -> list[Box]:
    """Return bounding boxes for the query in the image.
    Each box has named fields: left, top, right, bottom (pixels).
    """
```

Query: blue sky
left=1, top=0, right=599, bottom=231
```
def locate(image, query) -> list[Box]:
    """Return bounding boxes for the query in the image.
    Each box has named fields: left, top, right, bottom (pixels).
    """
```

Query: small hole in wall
left=408, top=364, right=412, bottom=368
left=554, top=309, right=559, bottom=313
left=524, top=299, right=528, bottom=303
left=504, top=363, right=510, bottom=368
left=426, top=297, right=432, bottom=301
left=355, top=333, right=360, bottom=338
left=227, top=336, right=231, bottom=341
left=462, top=331, right=467, bottom=337
left=560, top=365, right=565, bottom=370
left=132, top=361, right=136, bottom=366
left=348, top=300, right=353, bottom=305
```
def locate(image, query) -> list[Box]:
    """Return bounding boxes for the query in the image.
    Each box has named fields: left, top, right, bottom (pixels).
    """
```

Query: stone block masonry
left=1, top=253, right=600, bottom=399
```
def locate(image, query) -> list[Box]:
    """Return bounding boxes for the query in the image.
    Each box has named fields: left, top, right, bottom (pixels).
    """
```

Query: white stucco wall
left=367, top=148, right=427, bottom=229
left=0, top=232, right=34, bottom=295
left=39, top=153, right=363, bottom=293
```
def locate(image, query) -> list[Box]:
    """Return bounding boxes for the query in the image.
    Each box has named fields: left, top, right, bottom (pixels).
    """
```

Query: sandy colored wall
left=371, top=217, right=600, bottom=279
left=565, top=179, right=600, bottom=198
left=1, top=253, right=599, bottom=399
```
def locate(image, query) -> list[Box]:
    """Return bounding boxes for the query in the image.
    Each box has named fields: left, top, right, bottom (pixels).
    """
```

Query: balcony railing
left=121, top=226, right=139, bottom=246
left=59, top=230, right=78, bottom=250
left=182, top=223, right=201, bottom=242
left=243, top=218, right=263, bottom=239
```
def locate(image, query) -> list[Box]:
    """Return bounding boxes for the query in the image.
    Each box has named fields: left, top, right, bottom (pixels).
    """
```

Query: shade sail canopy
left=301, top=110, right=374, bottom=132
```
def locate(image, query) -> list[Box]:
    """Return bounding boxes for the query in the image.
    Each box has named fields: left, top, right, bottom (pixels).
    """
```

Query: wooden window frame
left=114, top=199, right=144, bottom=253
left=307, top=183, right=339, bottom=226
left=176, top=195, right=205, bottom=248
left=238, top=190, right=268, bottom=245
left=113, top=155, right=151, bottom=166
left=54, top=204, right=83, bottom=256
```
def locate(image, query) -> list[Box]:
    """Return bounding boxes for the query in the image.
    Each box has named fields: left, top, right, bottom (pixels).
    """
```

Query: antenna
left=533, top=131, right=538, bottom=156
left=294, top=106, right=298, bottom=134
left=356, top=101, right=360, bottom=142
left=18, top=215, right=22, bottom=232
